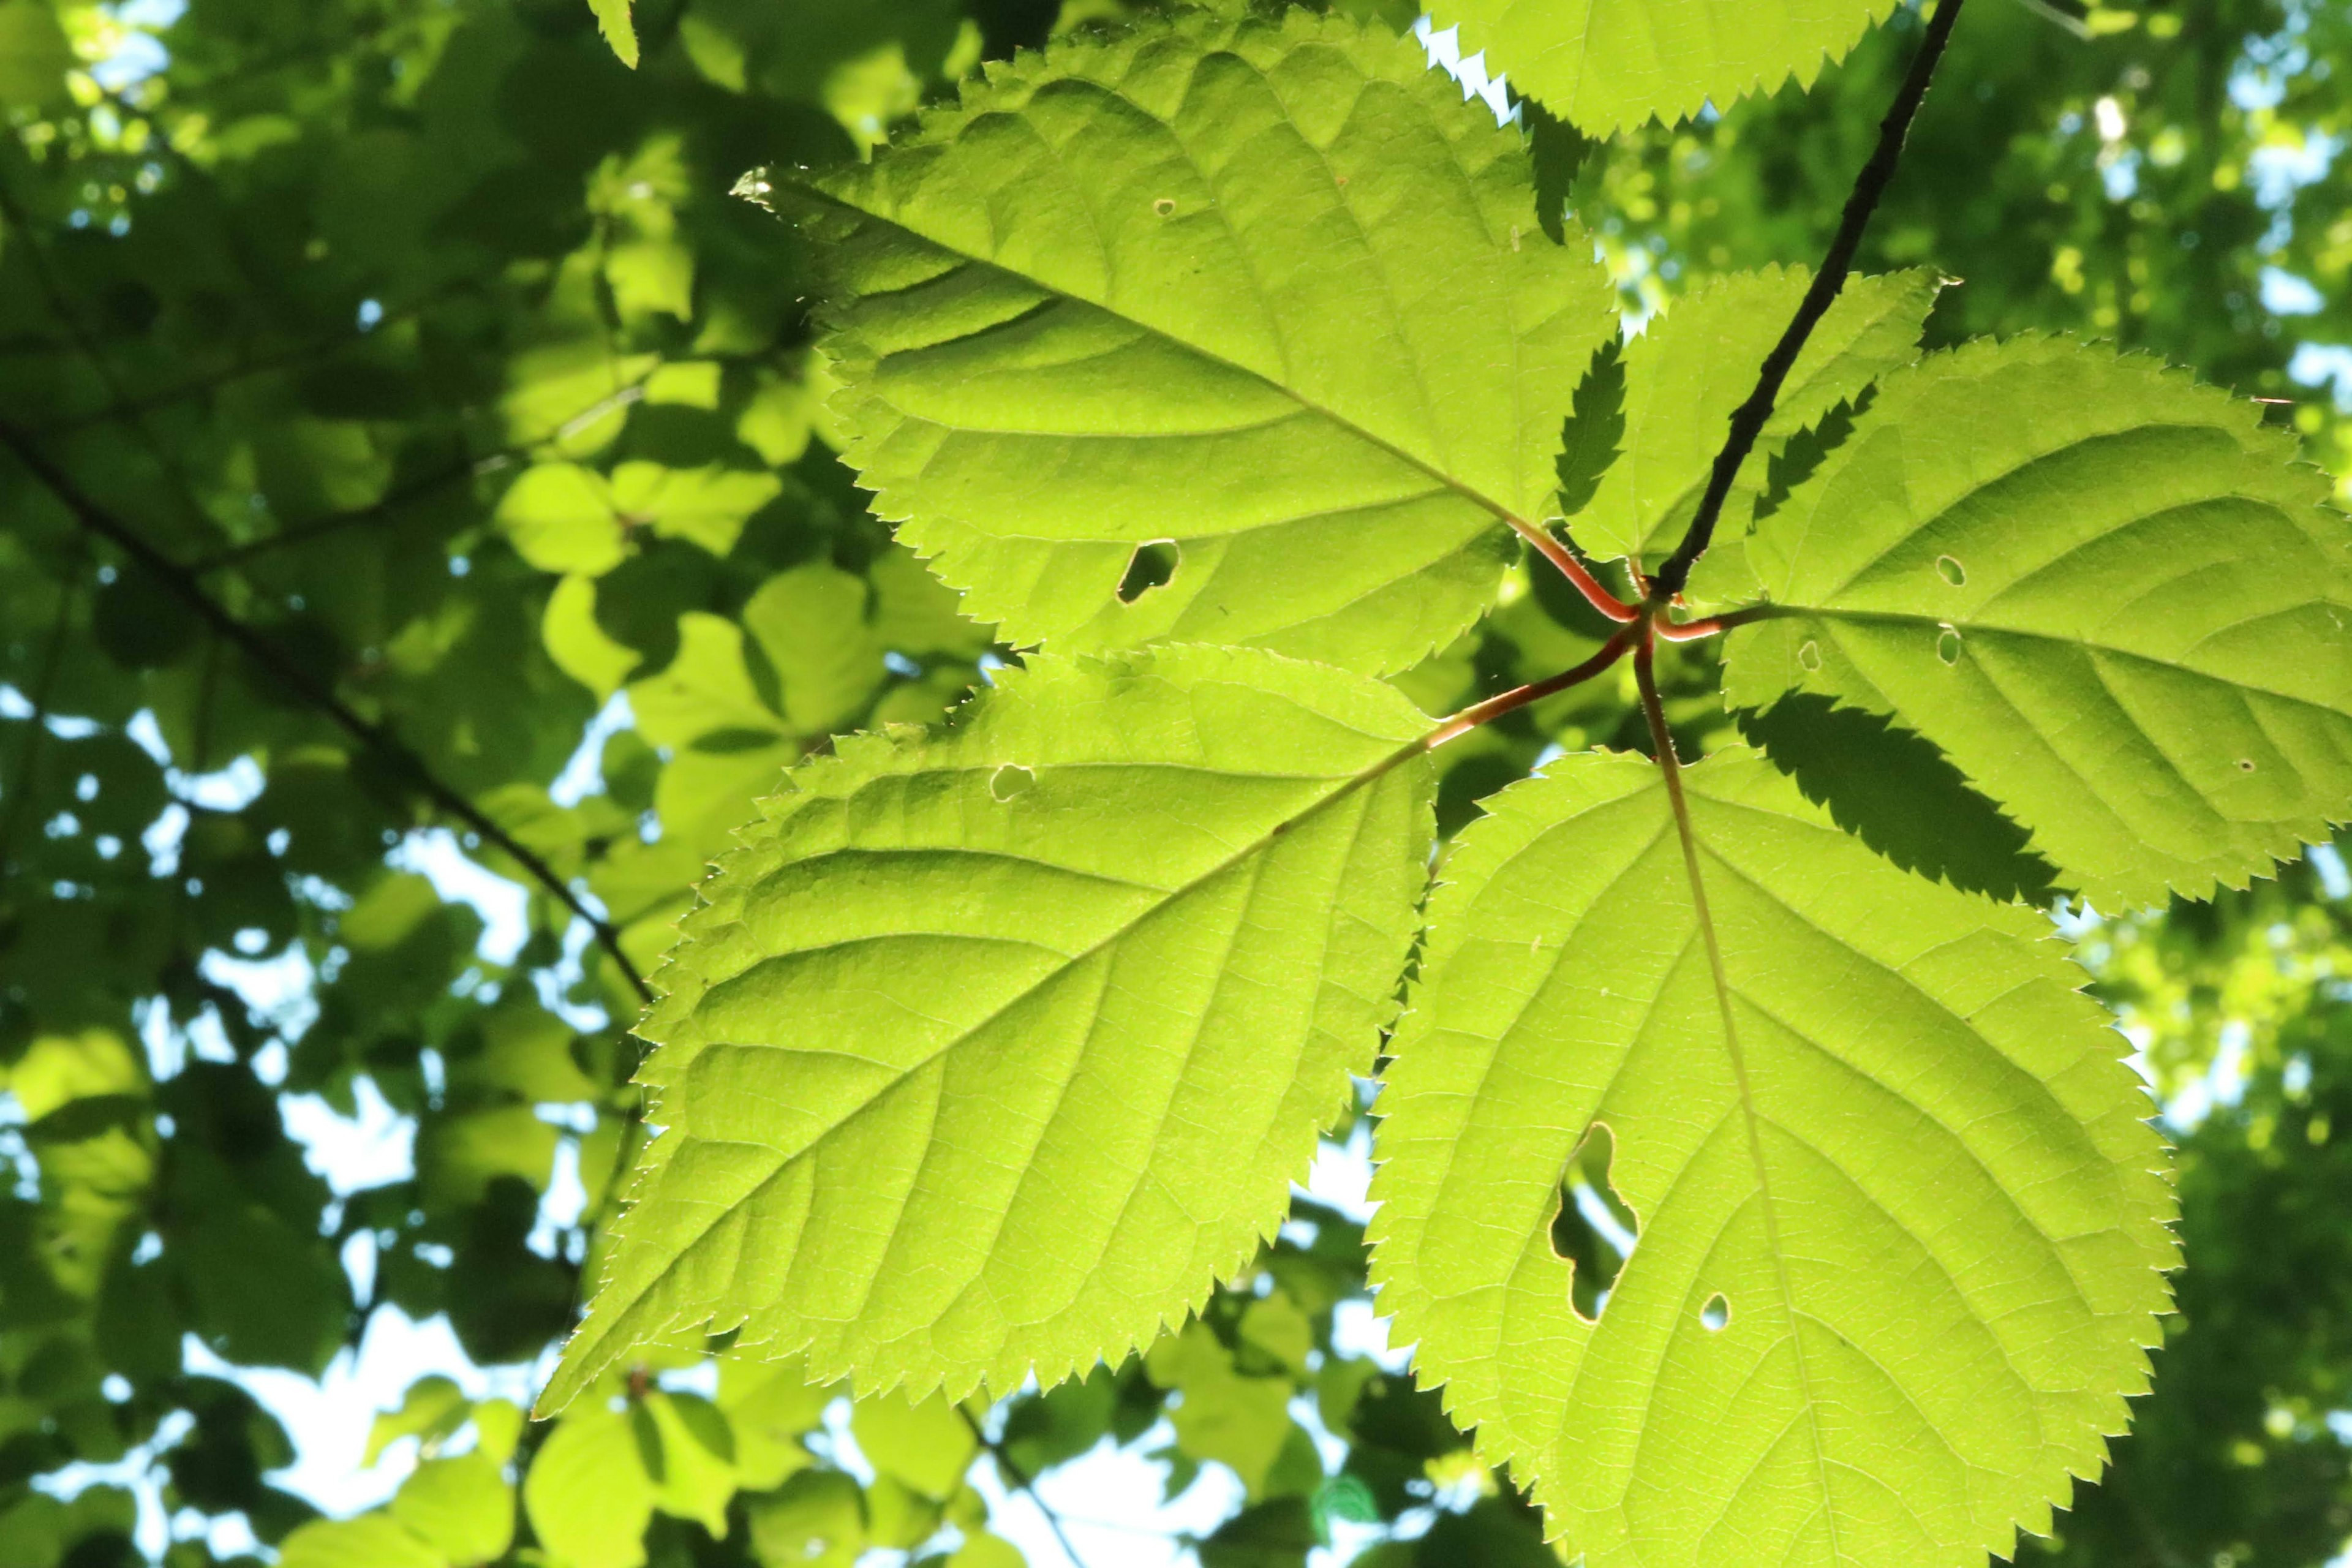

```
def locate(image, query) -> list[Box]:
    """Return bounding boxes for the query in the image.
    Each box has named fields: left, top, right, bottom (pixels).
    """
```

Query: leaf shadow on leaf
left=1737, top=692, right=2060, bottom=904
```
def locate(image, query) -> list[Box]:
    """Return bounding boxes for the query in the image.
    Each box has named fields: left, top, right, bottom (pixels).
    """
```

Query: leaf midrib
left=788, top=180, right=1545, bottom=543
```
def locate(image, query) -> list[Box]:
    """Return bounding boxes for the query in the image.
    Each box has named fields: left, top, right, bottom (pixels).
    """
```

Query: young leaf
left=1567, top=266, right=1940, bottom=570
left=1553, top=335, right=1626, bottom=518
left=544, top=646, right=1436, bottom=1411
left=1426, top=0, right=1900, bottom=135
left=1721, top=335, right=2352, bottom=908
left=777, top=10, right=1617, bottom=677
left=1370, top=747, right=2176, bottom=1568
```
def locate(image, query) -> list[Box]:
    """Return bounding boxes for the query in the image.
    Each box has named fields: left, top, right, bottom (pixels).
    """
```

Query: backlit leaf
left=1370, top=747, right=2176, bottom=1567
left=782, top=9, right=1616, bottom=676
left=1429, top=0, right=1901, bottom=135
left=1721, top=336, right=2352, bottom=907
left=543, top=645, right=1434, bottom=1409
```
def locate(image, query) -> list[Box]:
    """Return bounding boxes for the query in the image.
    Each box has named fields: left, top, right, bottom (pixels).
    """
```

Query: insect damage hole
left=1550, top=1122, right=1640, bottom=1324
left=1796, top=639, right=1822, bottom=672
left=1152, top=197, right=1177, bottom=217
left=1701, top=1293, right=1730, bottom=1331
left=1117, top=539, right=1180, bottom=603
left=990, top=764, right=1035, bottom=802
left=2237, top=758, right=2258, bottom=772
left=1936, top=625, right=1963, bottom=665
left=1935, top=554, right=1967, bottom=586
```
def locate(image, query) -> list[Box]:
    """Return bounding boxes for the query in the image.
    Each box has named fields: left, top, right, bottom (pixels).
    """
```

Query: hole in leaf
left=1550, top=1122, right=1638, bottom=1324
left=1153, top=197, right=1176, bottom=216
left=1796, top=639, right=1822, bottom=673
left=990, top=764, right=1034, bottom=802
left=1936, top=626, right=1963, bottom=666
left=1117, top=540, right=1180, bottom=603
left=2237, top=758, right=2257, bottom=772
left=1701, top=1293, right=1730, bottom=1331
left=1935, top=554, right=1966, bottom=586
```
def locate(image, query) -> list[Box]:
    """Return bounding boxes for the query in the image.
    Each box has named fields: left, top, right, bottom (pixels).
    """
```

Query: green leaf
left=543, top=575, right=642, bottom=701
left=1369, top=747, right=2177, bottom=1567
left=543, top=644, right=1435, bottom=1409
left=366, top=1377, right=471, bottom=1467
left=524, top=1404, right=655, bottom=1568
left=1721, top=336, right=2352, bottom=907
left=497, top=464, right=628, bottom=576
left=747, top=1471, right=865, bottom=1568
left=644, top=1390, right=740, bottom=1535
left=391, top=1453, right=514, bottom=1566
left=851, top=1392, right=978, bottom=1500
left=1430, top=0, right=1901, bottom=135
left=276, top=1515, right=448, bottom=1568
left=1567, top=266, right=1939, bottom=570
left=741, top=565, right=884, bottom=733
left=1146, top=1321, right=1298, bottom=1498
left=783, top=9, right=1616, bottom=677
left=1553, top=334, right=1626, bottom=519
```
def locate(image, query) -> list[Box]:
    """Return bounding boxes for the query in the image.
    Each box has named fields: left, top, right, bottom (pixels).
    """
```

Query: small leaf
left=851, top=1391, right=978, bottom=1501
left=365, top=1377, right=471, bottom=1468
left=524, top=1404, right=655, bottom=1568
left=1430, top=0, right=1901, bottom=135
left=391, top=1453, right=514, bottom=1566
left=587, top=0, right=639, bottom=69
left=785, top=9, right=1616, bottom=676
left=276, top=1515, right=448, bottom=1568
left=543, top=646, right=1435, bottom=1411
left=1568, top=266, right=1940, bottom=570
left=1724, top=334, right=2352, bottom=907
left=1371, top=748, right=2176, bottom=1566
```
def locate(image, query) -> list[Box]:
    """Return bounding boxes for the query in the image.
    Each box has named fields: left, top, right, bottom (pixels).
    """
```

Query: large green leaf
left=1429, top=0, right=1900, bottom=135
left=1720, top=336, right=2352, bottom=907
left=543, top=645, right=1435, bottom=1410
left=1567, top=266, right=1939, bottom=570
left=1369, top=747, right=2176, bottom=1568
left=780, top=9, right=1616, bottom=677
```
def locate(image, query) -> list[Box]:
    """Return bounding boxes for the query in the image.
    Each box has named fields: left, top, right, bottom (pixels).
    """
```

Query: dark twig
left=957, top=1405, right=1095, bottom=1568
left=1650, top=0, right=1969, bottom=600
left=0, top=424, right=656, bottom=1006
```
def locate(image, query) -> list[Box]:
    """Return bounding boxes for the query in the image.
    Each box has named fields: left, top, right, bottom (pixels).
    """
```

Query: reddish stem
left=1512, top=518, right=1640, bottom=624
left=1653, top=603, right=1775, bottom=643
left=1428, top=624, right=1641, bottom=750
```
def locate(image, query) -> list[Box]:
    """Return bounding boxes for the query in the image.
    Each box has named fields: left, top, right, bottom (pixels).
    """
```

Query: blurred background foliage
left=0, top=0, right=2345, bottom=1564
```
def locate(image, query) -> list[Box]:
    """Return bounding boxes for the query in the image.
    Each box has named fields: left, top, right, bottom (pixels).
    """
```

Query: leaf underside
left=1722, top=334, right=2352, bottom=908
left=545, top=645, right=1434, bottom=1411
left=1426, top=0, right=1902, bottom=135
left=1370, top=747, right=2176, bottom=1568
left=787, top=9, right=1616, bottom=678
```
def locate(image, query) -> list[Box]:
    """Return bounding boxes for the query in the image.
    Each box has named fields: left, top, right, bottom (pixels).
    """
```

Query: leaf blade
left=545, top=645, right=1435, bottom=1410
left=1722, top=334, right=2352, bottom=906
left=785, top=10, right=1617, bottom=677
left=1430, top=0, right=1901, bottom=135
left=1369, top=747, right=2175, bottom=1567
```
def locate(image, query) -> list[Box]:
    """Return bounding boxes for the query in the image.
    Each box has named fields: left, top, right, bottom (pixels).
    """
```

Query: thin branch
left=0, top=423, right=656, bottom=1005
left=1650, top=0, right=1969, bottom=600
left=957, top=1405, right=1095, bottom=1568
left=1427, top=625, right=1641, bottom=749
left=1653, top=603, right=1776, bottom=643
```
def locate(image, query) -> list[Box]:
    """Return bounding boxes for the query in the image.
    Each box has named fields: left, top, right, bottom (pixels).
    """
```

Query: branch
left=0, top=423, right=656, bottom=1006
left=957, top=1405, right=1095, bottom=1568
left=1649, top=0, right=1969, bottom=600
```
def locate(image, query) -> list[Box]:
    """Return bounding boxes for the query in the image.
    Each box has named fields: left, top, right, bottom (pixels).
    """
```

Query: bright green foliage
left=1426, top=0, right=1899, bottom=134
left=548, top=644, right=1434, bottom=1408
left=392, top=1453, right=516, bottom=1565
left=587, top=0, right=639, bottom=67
left=788, top=8, right=1616, bottom=677
left=1722, top=336, right=2352, bottom=908
left=1567, top=265, right=1940, bottom=570
left=1369, top=748, right=2177, bottom=1568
